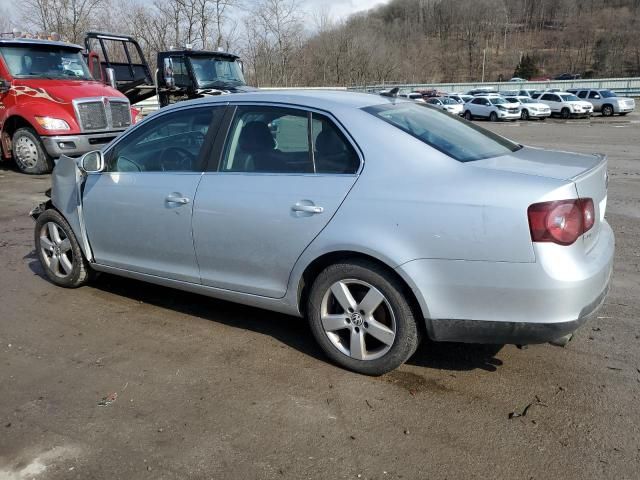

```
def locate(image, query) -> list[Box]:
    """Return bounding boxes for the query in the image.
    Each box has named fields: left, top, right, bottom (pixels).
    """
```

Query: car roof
left=159, top=89, right=408, bottom=112
left=0, top=38, right=83, bottom=50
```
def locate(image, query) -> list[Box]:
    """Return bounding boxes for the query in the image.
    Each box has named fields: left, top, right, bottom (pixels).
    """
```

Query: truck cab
left=156, top=49, right=254, bottom=107
left=0, top=37, right=133, bottom=174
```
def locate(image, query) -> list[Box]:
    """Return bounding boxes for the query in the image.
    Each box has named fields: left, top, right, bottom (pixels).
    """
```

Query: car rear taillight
left=528, top=198, right=595, bottom=246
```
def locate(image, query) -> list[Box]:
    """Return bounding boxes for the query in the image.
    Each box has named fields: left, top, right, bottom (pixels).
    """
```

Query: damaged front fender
left=47, top=155, right=94, bottom=262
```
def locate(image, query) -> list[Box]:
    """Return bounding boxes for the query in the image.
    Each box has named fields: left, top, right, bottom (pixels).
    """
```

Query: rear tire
left=34, top=209, right=91, bottom=288
left=464, top=111, right=473, bottom=121
left=601, top=104, right=614, bottom=117
left=307, top=260, right=421, bottom=375
left=13, top=127, right=54, bottom=174
left=561, top=108, right=571, bottom=119
left=489, top=112, right=498, bottom=122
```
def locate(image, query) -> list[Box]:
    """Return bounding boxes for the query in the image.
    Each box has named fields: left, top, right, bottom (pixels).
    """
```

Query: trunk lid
left=471, top=146, right=608, bottom=251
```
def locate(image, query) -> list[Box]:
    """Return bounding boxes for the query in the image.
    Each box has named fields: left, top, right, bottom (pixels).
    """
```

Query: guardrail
left=347, top=77, right=640, bottom=97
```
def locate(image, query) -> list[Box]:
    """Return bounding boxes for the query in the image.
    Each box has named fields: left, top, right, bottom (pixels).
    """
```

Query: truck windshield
left=0, top=45, right=93, bottom=80
left=188, top=56, right=245, bottom=88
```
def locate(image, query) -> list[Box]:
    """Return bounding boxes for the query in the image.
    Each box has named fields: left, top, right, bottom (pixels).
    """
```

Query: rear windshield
left=363, top=102, right=521, bottom=162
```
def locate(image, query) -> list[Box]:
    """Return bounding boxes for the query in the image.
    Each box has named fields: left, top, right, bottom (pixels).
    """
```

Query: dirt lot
left=1, top=113, right=639, bottom=480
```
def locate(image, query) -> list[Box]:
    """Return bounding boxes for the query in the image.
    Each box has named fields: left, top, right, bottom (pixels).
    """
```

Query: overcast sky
left=0, top=0, right=390, bottom=25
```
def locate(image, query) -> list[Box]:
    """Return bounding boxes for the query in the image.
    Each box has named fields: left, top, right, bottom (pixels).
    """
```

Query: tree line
left=13, top=0, right=640, bottom=87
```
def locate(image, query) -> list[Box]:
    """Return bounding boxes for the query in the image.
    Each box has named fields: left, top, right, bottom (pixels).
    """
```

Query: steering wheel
left=159, top=146, right=196, bottom=171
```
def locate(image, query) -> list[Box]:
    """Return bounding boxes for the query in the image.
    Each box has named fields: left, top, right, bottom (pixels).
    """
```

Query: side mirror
left=80, top=151, right=104, bottom=173
left=105, top=68, right=117, bottom=89
left=0, top=78, right=9, bottom=94
left=594, top=95, right=600, bottom=99
left=163, top=57, right=175, bottom=88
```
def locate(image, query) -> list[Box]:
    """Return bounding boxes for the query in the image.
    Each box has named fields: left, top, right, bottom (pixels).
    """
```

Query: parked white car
left=463, top=95, right=521, bottom=121
left=505, top=96, right=551, bottom=120
left=537, top=92, right=593, bottom=119
left=398, top=92, right=427, bottom=104
left=568, top=89, right=635, bottom=116
left=445, top=93, right=473, bottom=104
left=425, top=96, right=463, bottom=115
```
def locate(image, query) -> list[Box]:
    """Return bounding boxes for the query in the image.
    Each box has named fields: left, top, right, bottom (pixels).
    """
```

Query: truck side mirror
left=163, top=58, right=175, bottom=88
left=79, top=151, right=104, bottom=173
left=105, top=68, right=117, bottom=89
left=0, top=78, right=9, bottom=94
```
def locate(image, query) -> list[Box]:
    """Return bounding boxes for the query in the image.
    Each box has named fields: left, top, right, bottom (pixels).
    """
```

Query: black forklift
left=84, top=32, right=254, bottom=108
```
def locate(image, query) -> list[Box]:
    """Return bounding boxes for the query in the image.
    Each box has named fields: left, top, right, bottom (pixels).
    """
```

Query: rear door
left=82, top=105, right=224, bottom=283
left=540, top=93, right=560, bottom=113
left=192, top=104, right=361, bottom=298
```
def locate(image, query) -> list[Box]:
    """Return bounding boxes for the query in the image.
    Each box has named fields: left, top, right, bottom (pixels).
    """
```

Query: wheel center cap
left=351, top=312, right=364, bottom=326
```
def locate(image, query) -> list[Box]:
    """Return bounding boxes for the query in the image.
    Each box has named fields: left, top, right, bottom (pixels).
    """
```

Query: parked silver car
left=567, top=89, right=635, bottom=116
left=31, top=91, right=614, bottom=375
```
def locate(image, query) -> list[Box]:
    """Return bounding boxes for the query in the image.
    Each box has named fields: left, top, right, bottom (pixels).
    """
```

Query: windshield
left=0, top=45, right=92, bottom=80
left=490, top=97, right=506, bottom=105
left=518, top=97, right=534, bottom=104
left=442, top=97, right=458, bottom=105
left=560, top=94, right=580, bottom=101
left=188, top=56, right=245, bottom=88
left=600, top=90, right=617, bottom=98
left=363, top=103, right=521, bottom=162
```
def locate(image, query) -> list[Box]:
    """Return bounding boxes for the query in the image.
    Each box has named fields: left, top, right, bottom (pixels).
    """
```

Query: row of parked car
left=395, top=87, right=636, bottom=122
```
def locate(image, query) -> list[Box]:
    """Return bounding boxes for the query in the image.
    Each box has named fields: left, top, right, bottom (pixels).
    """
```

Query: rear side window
left=363, top=102, right=521, bottom=162
left=220, top=106, right=359, bottom=174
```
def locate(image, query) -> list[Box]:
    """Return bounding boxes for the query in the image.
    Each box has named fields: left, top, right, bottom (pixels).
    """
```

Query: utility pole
left=482, top=48, right=486, bottom=82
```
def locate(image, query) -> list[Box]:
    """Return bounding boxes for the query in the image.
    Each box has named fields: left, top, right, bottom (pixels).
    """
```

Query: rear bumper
left=42, top=131, right=123, bottom=158
left=397, top=221, right=615, bottom=345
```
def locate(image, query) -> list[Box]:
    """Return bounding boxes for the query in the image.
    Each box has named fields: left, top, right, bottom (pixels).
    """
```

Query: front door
left=192, top=105, right=362, bottom=298
left=83, top=105, right=223, bottom=283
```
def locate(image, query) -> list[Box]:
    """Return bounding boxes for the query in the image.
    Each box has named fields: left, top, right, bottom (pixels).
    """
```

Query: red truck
left=0, top=37, right=133, bottom=174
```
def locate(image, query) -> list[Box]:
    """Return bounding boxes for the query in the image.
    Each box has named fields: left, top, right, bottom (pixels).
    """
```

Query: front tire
left=307, top=260, right=421, bottom=375
left=13, top=127, right=54, bottom=174
left=489, top=112, right=498, bottom=122
left=520, top=109, right=530, bottom=120
left=34, top=209, right=91, bottom=288
left=561, top=108, right=571, bottom=119
left=464, top=111, right=473, bottom=121
left=601, top=104, right=614, bottom=117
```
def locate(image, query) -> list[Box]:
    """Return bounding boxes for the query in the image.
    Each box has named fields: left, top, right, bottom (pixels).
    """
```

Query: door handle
left=165, top=194, right=190, bottom=205
left=292, top=203, right=324, bottom=214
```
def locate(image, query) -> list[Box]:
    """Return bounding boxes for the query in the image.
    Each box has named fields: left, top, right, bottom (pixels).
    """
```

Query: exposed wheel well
left=297, top=251, right=425, bottom=325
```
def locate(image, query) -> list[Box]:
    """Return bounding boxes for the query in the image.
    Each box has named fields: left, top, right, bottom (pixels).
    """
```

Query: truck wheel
left=601, top=104, right=614, bottom=117
left=13, top=128, right=54, bottom=174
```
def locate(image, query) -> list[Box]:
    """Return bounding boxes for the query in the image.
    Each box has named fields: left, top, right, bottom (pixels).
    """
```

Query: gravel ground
left=0, top=113, right=639, bottom=480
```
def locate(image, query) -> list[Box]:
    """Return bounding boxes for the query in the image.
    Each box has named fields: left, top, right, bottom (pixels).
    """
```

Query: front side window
left=588, top=91, right=601, bottom=99
left=220, top=106, right=359, bottom=174
left=363, top=102, right=521, bottom=163
left=0, top=45, right=92, bottom=80
left=170, top=56, right=190, bottom=87
left=541, top=94, right=556, bottom=101
left=106, top=107, right=219, bottom=173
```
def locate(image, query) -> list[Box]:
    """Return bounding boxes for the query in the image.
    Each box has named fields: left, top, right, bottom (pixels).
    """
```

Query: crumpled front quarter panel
left=51, top=155, right=92, bottom=260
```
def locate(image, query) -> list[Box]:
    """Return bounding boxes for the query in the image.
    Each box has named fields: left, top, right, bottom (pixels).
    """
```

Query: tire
left=12, top=127, right=54, bottom=174
left=464, top=110, right=473, bottom=121
left=601, top=104, right=614, bottom=117
left=489, top=112, right=498, bottom=122
left=34, top=209, right=91, bottom=288
left=561, top=108, right=571, bottom=119
left=520, top=109, right=529, bottom=120
left=307, top=260, right=421, bottom=375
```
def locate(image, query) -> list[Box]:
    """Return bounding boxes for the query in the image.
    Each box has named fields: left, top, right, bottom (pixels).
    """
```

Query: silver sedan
left=31, top=91, right=614, bottom=375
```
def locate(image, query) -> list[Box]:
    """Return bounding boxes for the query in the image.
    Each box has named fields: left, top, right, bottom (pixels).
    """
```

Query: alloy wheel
left=39, top=222, right=74, bottom=278
left=14, top=136, right=40, bottom=170
left=320, top=279, right=396, bottom=361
